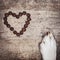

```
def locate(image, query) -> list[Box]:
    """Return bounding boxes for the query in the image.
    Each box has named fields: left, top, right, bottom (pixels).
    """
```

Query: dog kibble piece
left=16, top=15, right=19, bottom=19
left=5, top=13, right=9, bottom=17
left=10, top=27, right=14, bottom=31
left=27, top=13, right=30, bottom=17
left=13, top=31, right=17, bottom=34
left=3, top=17, right=7, bottom=21
left=16, top=33, right=20, bottom=36
left=4, top=21, right=8, bottom=25
left=19, top=12, right=22, bottom=16
left=7, top=24, right=10, bottom=28
left=8, top=11, right=12, bottom=15
left=23, top=11, right=26, bottom=15
left=24, top=24, right=28, bottom=28
left=22, top=28, right=26, bottom=32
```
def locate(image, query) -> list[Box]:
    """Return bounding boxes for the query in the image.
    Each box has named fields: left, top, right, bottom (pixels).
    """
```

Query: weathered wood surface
left=0, top=0, right=60, bottom=60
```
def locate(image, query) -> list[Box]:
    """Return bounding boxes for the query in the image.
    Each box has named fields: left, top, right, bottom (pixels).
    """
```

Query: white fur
left=40, top=33, right=57, bottom=60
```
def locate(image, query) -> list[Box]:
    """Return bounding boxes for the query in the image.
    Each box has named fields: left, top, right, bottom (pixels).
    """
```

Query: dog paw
left=39, top=31, right=57, bottom=60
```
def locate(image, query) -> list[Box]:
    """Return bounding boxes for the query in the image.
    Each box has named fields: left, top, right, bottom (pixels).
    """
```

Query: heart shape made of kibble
left=3, top=11, right=31, bottom=36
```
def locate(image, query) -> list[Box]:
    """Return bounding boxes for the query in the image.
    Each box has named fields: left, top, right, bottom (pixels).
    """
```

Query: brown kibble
left=7, top=24, right=10, bottom=28
left=20, top=31, right=23, bottom=35
left=8, top=11, right=12, bottom=15
left=12, top=13, right=16, bottom=17
left=16, top=15, right=19, bottom=19
left=3, top=11, right=31, bottom=37
left=16, top=33, right=20, bottom=36
left=26, top=13, right=30, bottom=17
left=25, top=21, right=30, bottom=25
left=5, top=13, right=9, bottom=17
left=27, top=17, right=31, bottom=21
left=13, top=31, right=17, bottom=34
left=3, top=17, right=7, bottom=21
left=22, top=28, right=26, bottom=32
left=23, top=11, right=26, bottom=15
left=19, top=12, right=22, bottom=16
left=24, top=24, right=28, bottom=28
left=10, top=27, right=14, bottom=31
left=4, top=21, right=8, bottom=25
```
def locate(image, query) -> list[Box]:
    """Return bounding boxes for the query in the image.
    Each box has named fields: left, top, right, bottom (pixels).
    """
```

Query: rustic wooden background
left=0, top=0, right=60, bottom=60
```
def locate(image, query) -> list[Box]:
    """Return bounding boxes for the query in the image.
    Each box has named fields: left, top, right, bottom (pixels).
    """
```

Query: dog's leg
left=39, top=32, right=57, bottom=60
